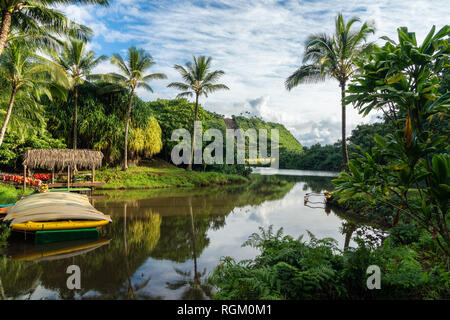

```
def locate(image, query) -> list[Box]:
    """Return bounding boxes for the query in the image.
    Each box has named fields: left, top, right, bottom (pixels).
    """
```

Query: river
left=1, top=169, right=365, bottom=300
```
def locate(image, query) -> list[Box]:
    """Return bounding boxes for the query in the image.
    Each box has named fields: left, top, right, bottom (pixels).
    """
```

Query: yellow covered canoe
left=12, top=219, right=111, bottom=231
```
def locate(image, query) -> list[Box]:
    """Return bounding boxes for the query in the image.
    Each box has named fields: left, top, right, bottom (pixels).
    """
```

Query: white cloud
left=61, top=0, right=449, bottom=145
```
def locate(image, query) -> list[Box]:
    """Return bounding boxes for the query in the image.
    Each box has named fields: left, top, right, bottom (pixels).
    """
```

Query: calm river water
left=0, top=169, right=363, bottom=300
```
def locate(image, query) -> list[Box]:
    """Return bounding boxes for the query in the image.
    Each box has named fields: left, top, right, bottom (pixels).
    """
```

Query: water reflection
left=7, top=239, right=110, bottom=261
left=0, top=173, right=371, bottom=300
left=165, top=197, right=213, bottom=300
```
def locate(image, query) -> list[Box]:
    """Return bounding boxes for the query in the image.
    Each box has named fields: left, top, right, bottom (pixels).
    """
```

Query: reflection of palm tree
left=121, top=203, right=162, bottom=300
left=165, top=197, right=213, bottom=299
left=123, top=203, right=135, bottom=299
left=0, top=277, right=6, bottom=300
left=167, top=267, right=213, bottom=300
left=189, top=197, right=198, bottom=283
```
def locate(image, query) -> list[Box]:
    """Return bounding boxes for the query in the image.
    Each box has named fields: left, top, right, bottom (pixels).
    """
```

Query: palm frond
left=285, top=64, right=324, bottom=90
left=142, top=73, right=168, bottom=81
left=137, top=82, right=153, bottom=92
left=176, top=91, right=193, bottom=98
left=110, top=53, right=130, bottom=77
left=203, top=83, right=229, bottom=94
left=167, top=82, right=190, bottom=91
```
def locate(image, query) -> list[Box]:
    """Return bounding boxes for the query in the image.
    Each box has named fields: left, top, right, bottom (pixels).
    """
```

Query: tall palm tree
left=51, top=38, right=107, bottom=149
left=285, top=13, right=375, bottom=169
left=0, top=0, right=109, bottom=56
left=168, top=56, right=229, bottom=170
left=0, top=40, right=68, bottom=147
left=100, top=47, right=167, bottom=170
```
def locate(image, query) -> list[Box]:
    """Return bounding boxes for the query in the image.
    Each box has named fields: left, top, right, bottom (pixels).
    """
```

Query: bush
left=208, top=226, right=450, bottom=300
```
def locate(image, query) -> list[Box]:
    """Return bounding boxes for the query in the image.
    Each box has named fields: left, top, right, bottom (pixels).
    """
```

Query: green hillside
left=147, top=99, right=303, bottom=168
left=232, top=115, right=303, bottom=152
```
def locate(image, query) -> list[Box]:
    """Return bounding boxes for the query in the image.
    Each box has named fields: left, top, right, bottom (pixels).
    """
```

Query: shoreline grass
left=96, top=165, right=249, bottom=190
left=0, top=184, right=26, bottom=204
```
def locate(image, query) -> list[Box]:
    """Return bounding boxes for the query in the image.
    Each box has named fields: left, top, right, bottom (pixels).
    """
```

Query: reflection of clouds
left=236, top=182, right=347, bottom=242
left=21, top=285, right=59, bottom=300
left=248, top=203, right=278, bottom=225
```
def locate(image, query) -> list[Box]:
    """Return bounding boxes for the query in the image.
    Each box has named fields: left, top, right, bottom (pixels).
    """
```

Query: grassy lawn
left=0, top=184, right=29, bottom=204
left=96, top=163, right=248, bottom=189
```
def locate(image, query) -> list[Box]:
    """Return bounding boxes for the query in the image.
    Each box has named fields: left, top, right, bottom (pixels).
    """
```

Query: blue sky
left=59, top=0, right=449, bottom=146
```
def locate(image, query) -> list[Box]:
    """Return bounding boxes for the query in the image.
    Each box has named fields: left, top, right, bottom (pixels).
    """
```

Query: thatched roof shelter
left=23, top=149, right=103, bottom=170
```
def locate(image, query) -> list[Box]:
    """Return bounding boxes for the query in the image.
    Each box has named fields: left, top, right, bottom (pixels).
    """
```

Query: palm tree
left=285, top=13, right=375, bottom=169
left=0, top=0, right=109, bottom=57
left=51, top=38, right=107, bottom=149
left=0, top=87, right=47, bottom=140
left=100, top=47, right=167, bottom=170
left=0, top=40, right=68, bottom=148
left=168, top=56, right=229, bottom=170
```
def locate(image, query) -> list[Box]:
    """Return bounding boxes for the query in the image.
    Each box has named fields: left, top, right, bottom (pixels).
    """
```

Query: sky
left=58, top=0, right=449, bottom=146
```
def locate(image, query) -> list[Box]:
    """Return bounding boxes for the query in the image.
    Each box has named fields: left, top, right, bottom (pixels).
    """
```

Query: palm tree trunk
left=187, top=93, right=199, bottom=171
left=0, top=86, right=17, bottom=148
left=340, top=81, right=349, bottom=169
left=0, top=10, right=12, bottom=57
left=73, top=85, right=78, bottom=149
left=0, top=276, right=6, bottom=300
left=123, top=88, right=135, bottom=171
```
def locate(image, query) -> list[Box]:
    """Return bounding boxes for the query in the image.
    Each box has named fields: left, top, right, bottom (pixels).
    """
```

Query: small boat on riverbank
left=11, top=220, right=111, bottom=231
left=2, top=192, right=111, bottom=244
left=4, top=192, right=111, bottom=225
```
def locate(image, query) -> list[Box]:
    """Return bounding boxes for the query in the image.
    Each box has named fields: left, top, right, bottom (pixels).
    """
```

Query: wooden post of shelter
left=51, top=166, right=55, bottom=184
left=90, top=166, right=96, bottom=193
left=23, top=165, right=27, bottom=192
left=67, top=165, right=70, bottom=190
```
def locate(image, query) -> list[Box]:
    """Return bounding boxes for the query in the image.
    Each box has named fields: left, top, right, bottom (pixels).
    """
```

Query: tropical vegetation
left=209, top=226, right=450, bottom=299
left=98, top=47, right=167, bottom=170
left=333, top=25, right=450, bottom=257
left=168, top=56, right=229, bottom=170
left=0, top=3, right=448, bottom=301
left=0, top=0, right=109, bottom=56
left=285, top=13, right=375, bottom=169
left=49, top=38, right=107, bottom=149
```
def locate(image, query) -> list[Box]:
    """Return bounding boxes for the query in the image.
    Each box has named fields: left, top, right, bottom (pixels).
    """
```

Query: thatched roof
left=23, top=149, right=103, bottom=170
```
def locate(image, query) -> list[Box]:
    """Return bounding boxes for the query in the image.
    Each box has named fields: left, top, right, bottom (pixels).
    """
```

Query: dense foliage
left=0, top=129, right=65, bottom=169
left=233, top=115, right=303, bottom=152
left=44, top=83, right=162, bottom=166
left=279, top=122, right=389, bottom=171
left=333, top=25, right=450, bottom=256
left=209, top=226, right=450, bottom=299
left=147, top=99, right=213, bottom=162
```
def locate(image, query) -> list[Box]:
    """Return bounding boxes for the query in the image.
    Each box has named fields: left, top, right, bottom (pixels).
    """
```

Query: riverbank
left=0, top=185, right=27, bottom=204
left=96, top=164, right=248, bottom=190
left=326, top=194, right=392, bottom=229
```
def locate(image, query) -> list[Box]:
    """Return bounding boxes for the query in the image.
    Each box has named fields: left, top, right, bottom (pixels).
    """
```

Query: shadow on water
left=0, top=172, right=375, bottom=300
